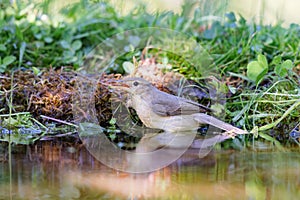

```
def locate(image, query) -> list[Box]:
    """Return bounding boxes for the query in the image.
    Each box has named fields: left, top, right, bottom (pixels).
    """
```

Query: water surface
left=0, top=142, right=299, bottom=200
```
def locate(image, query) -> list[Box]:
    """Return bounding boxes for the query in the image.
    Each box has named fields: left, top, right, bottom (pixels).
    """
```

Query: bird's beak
left=109, top=80, right=131, bottom=92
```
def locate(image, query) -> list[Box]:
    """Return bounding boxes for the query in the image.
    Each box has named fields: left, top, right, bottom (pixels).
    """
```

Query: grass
left=0, top=0, right=299, bottom=147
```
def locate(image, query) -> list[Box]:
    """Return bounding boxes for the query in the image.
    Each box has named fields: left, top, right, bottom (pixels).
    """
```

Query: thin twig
left=40, top=131, right=77, bottom=140
left=40, top=115, right=78, bottom=128
left=0, top=112, right=31, bottom=117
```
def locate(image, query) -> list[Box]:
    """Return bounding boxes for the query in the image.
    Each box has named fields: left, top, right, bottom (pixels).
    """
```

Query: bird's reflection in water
left=68, top=149, right=220, bottom=199
left=81, top=123, right=226, bottom=173
left=73, top=126, right=235, bottom=199
left=68, top=169, right=171, bottom=199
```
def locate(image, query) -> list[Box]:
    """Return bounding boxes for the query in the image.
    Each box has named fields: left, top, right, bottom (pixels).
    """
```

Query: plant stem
left=258, top=100, right=300, bottom=131
left=0, top=112, right=30, bottom=117
left=8, top=72, right=14, bottom=200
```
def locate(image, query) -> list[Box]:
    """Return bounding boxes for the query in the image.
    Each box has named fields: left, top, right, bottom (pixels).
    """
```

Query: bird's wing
left=150, top=89, right=207, bottom=116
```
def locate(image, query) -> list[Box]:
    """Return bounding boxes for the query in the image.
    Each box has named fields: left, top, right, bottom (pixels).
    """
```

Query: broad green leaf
left=281, top=59, right=293, bottom=69
left=0, top=64, right=6, bottom=73
left=71, top=40, right=82, bottom=51
left=34, top=33, right=42, bottom=40
left=44, top=37, right=53, bottom=43
left=0, top=44, right=6, bottom=51
left=275, top=60, right=293, bottom=77
left=60, top=40, right=70, bottom=49
left=255, top=67, right=268, bottom=84
left=2, top=55, right=16, bottom=66
left=68, top=56, right=78, bottom=63
left=63, top=50, right=74, bottom=58
left=270, top=55, right=282, bottom=65
left=275, top=65, right=287, bottom=77
left=257, top=54, right=268, bottom=68
left=122, top=61, right=134, bottom=74
left=247, top=61, right=267, bottom=84
left=247, top=54, right=268, bottom=84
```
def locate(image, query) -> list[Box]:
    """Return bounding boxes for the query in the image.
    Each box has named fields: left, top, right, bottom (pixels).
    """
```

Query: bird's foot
left=221, top=130, right=237, bottom=139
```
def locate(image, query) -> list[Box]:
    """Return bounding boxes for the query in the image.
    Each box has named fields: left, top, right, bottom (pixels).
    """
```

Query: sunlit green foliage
left=1, top=1, right=299, bottom=75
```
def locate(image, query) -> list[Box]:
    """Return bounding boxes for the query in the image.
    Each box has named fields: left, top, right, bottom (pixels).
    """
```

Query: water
left=0, top=142, right=300, bottom=200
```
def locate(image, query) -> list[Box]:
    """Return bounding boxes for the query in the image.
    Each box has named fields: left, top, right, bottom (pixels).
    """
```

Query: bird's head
left=111, top=77, right=153, bottom=95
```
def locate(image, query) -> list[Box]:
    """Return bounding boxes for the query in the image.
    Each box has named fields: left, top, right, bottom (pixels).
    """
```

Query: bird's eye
left=133, top=81, right=139, bottom=86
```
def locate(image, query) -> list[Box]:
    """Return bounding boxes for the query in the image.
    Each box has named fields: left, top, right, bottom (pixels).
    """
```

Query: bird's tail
left=193, top=113, right=248, bottom=135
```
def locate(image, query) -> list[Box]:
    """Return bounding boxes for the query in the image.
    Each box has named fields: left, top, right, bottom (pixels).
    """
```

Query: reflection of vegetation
left=0, top=0, right=299, bottom=146
left=0, top=112, right=79, bottom=144
left=1, top=141, right=300, bottom=199
left=0, top=113, right=45, bottom=144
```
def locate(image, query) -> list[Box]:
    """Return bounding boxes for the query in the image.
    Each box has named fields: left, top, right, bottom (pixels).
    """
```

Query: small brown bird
left=112, top=77, right=247, bottom=135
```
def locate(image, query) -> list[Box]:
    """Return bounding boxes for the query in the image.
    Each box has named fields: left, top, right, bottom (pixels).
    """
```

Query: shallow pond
left=0, top=142, right=300, bottom=200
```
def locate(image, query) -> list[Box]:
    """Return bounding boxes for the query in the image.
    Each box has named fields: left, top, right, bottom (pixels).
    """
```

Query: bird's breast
left=130, top=95, right=163, bottom=128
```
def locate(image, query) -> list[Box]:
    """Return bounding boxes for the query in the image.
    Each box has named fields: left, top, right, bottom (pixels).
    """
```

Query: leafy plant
left=0, top=55, right=16, bottom=73
left=272, top=57, right=294, bottom=77
left=247, top=54, right=268, bottom=84
left=0, top=113, right=47, bottom=144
